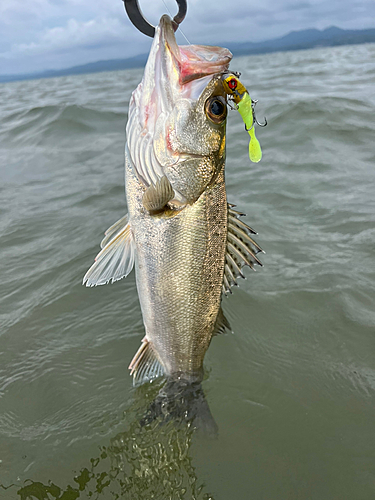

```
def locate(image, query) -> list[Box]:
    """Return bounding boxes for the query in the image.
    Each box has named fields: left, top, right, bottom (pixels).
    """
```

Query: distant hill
left=227, top=26, right=375, bottom=55
left=0, top=53, right=148, bottom=84
left=1, top=26, right=374, bottom=83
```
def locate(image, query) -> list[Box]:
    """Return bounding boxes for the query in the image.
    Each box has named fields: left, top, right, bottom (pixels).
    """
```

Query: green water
left=0, top=43, right=375, bottom=499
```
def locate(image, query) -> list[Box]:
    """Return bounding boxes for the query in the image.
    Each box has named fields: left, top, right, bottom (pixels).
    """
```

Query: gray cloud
left=0, top=0, right=374, bottom=75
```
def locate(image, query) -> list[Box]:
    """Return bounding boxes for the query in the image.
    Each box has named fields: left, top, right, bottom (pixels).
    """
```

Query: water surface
left=0, top=43, right=375, bottom=499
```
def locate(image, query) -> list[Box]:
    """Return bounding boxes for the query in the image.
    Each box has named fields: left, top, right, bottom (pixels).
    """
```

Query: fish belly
left=125, top=151, right=227, bottom=380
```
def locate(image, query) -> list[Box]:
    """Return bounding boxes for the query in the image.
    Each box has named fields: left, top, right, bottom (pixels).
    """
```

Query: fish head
left=127, top=15, right=233, bottom=205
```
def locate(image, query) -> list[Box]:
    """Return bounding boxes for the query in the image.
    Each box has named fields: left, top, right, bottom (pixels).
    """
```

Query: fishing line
left=161, top=0, right=191, bottom=44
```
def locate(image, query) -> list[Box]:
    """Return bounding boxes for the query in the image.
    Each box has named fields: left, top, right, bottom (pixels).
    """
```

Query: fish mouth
left=159, top=14, right=232, bottom=85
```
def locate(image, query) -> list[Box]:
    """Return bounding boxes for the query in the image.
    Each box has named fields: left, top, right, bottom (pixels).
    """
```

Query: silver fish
left=83, top=15, right=263, bottom=427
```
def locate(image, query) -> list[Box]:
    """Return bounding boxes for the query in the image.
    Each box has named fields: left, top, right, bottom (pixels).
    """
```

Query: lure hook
left=123, top=0, right=187, bottom=38
left=252, top=100, right=267, bottom=127
left=254, top=115, right=267, bottom=127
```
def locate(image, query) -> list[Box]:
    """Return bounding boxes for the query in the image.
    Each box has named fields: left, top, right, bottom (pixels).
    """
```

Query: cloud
left=0, top=0, right=374, bottom=75
left=0, top=1, right=151, bottom=73
left=14, top=17, right=128, bottom=56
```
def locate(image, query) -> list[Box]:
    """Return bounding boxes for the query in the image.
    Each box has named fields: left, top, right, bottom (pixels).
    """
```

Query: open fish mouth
left=158, top=14, right=232, bottom=85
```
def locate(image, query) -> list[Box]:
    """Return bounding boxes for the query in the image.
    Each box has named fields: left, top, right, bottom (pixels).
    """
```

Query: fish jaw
left=138, top=14, right=233, bottom=113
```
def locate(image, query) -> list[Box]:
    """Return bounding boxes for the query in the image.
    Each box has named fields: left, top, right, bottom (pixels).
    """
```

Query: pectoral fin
left=223, top=204, right=264, bottom=295
left=83, top=217, right=135, bottom=287
left=142, top=175, right=174, bottom=212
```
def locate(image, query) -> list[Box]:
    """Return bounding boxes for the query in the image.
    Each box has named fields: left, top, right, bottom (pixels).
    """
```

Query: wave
left=0, top=104, right=127, bottom=145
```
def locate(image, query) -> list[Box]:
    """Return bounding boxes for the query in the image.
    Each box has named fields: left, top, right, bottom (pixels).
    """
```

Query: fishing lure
left=222, top=74, right=266, bottom=163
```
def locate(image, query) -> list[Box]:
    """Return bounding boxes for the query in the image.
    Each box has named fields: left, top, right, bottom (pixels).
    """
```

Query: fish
left=83, top=15, right=263, bottom=432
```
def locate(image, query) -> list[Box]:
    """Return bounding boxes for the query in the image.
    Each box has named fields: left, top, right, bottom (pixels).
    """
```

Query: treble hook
left=243, top=100, right=267, bottom=132
left=252, top=100, right=267, bottom=127
left=123, top=0, right=187, bottom=38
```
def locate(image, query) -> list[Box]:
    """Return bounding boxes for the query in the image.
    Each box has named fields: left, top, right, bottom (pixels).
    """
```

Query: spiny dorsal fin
left=213, top=307, right=232, bottom=335
left=223, top=204, right=264, bottom=295
left=129, top=337, right=164, bottom=386
left=83, top=218, right=135, bottom=287
left=142, top=175, right=174, bottom=213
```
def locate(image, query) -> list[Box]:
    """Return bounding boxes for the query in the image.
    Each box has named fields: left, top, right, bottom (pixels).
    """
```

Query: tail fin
left=140, top=378, right=218, bottom=437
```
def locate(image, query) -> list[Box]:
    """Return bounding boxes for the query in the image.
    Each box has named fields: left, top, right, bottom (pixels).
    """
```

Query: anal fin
left=143, top=176, right=174, bottom=213
left=129, top=337, right=164, bottom=386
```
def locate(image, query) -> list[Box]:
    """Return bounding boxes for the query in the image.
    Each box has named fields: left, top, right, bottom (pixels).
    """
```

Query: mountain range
left=1, top=26, right=374, bottom=83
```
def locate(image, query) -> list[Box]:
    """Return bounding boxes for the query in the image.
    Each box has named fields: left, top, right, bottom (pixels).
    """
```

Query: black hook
left=123, top=0, right=187, bottom=38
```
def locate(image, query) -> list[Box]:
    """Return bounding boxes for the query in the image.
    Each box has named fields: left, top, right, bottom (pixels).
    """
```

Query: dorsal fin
left=223, top=204, right=264, bottom=295
left=129, top=338, right=164, bottom=386
left=83, top=217, right=135, bottom=287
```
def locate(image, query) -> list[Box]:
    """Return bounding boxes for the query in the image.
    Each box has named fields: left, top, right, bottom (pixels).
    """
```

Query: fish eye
left=205, top=96, right=227, bottom=124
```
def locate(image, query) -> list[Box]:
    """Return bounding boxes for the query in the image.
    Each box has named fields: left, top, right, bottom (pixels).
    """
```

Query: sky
left=0, top=0, right=374, bottom=75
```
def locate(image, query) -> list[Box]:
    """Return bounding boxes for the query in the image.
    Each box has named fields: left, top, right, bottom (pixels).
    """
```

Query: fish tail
left=140, top=377, right=218, bottom=437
